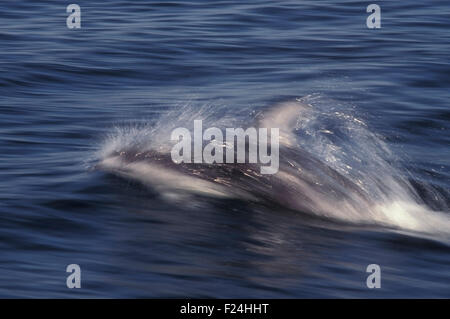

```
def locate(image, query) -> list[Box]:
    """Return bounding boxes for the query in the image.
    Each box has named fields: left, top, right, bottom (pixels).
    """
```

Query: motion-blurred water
left=0, top=0, right=449, bottom=298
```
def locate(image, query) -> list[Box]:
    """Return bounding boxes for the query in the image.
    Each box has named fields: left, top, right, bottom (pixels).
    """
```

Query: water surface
left=0, top=0, right=449, bottom=297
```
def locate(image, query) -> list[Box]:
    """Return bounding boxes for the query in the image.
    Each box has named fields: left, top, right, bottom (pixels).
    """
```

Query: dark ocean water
left=0, top=0, right=449, bottom=298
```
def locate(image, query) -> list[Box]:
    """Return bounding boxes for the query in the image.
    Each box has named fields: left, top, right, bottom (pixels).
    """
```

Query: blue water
left=1, top=0, right=449, bottom=298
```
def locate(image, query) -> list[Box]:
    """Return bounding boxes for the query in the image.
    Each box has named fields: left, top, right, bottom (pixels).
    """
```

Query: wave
left=96, top=96, right=450, bottom=241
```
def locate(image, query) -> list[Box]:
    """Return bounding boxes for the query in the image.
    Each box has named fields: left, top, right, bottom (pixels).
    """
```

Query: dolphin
left=96, top=100, right=450, bottom=238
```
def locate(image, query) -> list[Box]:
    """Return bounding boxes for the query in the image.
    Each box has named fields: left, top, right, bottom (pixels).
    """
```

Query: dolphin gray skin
left=97, top=100, right=450, bottom=238
left=98, top=144, right=366, bottom=210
